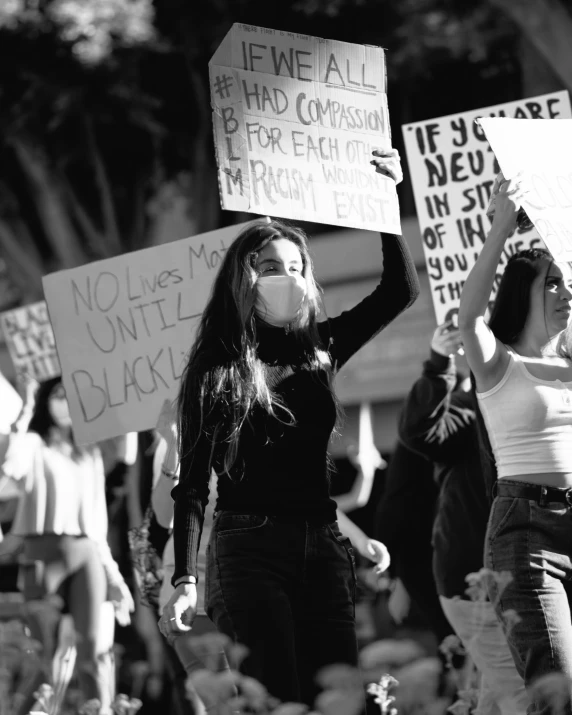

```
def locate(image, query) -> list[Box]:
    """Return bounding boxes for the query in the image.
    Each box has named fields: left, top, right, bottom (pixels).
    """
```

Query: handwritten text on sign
left=0, top=301, right=60, bottom=381
left=210, top=24, right=400, bottom=233
left=402, top=91, right=571, bottom=324
left=479, top=117, right=572, bottom=263
left=43, top=223, right=254, bottom=445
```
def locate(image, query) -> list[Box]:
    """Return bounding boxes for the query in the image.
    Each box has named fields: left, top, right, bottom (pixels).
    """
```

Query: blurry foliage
left=0, top=0, right=193, bottom=304
left=294, top=0, right=518, bottom=79
left=0, top=0, right=155, bottom=63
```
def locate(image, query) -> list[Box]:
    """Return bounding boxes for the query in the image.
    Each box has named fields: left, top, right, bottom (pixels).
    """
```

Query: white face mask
left=255, top=275, right=307, bottom=327
left=49, top=397, right=72, bottom=427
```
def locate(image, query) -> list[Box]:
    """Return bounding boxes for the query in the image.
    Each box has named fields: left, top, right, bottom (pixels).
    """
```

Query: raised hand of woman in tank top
left=458, top=175, right=528, bottom=391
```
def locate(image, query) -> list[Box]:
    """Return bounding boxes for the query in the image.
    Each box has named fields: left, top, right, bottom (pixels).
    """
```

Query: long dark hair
left=488, top=247, right=551, bottom=345
left=28, top=378, right=88, bottom=459
left=178, top=218, right=339, bottom=477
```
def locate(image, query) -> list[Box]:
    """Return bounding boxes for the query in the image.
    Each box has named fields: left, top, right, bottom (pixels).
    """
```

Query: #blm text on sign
left=0, top=301, right=60, bottom=382
left=402, top=91, right=571, bottom=325
left=42, top=222, right=255, bottom=445
left=210, top=23, right=400, bottom=233
left=478, top=117, right=572, bottom=264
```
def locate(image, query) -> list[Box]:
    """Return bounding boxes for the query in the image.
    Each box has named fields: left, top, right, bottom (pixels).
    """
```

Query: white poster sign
left=403, top=91, right=571, bottom=324
left=0, top=301, right=60, bottom=381
left=479, top=117, right=572, bottom=263
left=43, top=223, right=254, bottom=445
left=210, top=23, right=400, bottom=233
left=0, top=371, right=22, bottom=435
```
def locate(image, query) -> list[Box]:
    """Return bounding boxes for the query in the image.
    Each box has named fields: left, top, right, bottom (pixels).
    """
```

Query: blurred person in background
left=374, top=439, right=453, bottom=644
left=0, top=376, right=135, bottom=713
left=400, top=321, right=526, bottom=715
left=158, top=150, right=420, bottom=706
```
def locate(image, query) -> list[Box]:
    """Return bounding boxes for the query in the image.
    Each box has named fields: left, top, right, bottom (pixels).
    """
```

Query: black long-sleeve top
left=398, top=350, right=489, bottom=599
left=172, top=233, right=420, bottom=584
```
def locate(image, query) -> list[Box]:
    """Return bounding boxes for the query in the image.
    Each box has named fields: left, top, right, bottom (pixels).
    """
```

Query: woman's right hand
left=158, top=583, right=196, bottom=641
left=491, top=176, right=526, bottom=236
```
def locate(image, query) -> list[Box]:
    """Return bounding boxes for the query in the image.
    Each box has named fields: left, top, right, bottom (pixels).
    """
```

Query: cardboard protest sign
left=43, top=222, right=256, bottom=445
left=0, top=301, right=60, bottom=381
left=478, top=117, right=572, bottom=263
left=0, top=371, right=22, bottom=435
left=402, top=91, right=571, bottom=324
left=210, top=24, right=400, bottom=233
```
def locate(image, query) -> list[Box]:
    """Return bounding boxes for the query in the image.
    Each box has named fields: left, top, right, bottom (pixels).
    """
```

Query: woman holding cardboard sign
left=157, top=149, right=419, bottom=706
left=459, top=175, right=572, bottom=711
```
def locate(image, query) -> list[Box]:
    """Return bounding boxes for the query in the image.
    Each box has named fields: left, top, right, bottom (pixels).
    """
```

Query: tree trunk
left=518, top=34, right=562, bottom=98
left=187, top=65, right=222, bottom=234
left=11, top=138, right=87, bottom=269
left=0, top=218, right=44, bottom=301
left=490, top=0, right=572, bottom=94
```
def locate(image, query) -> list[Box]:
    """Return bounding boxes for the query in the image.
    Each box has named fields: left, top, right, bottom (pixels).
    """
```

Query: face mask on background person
left=49, top=396, right=72, bottom=427
left=255, top=275, right=307, bottom=327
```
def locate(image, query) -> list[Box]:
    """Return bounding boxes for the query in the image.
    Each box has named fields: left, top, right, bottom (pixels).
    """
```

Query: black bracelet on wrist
left=175, top=576, right=197, bottom=587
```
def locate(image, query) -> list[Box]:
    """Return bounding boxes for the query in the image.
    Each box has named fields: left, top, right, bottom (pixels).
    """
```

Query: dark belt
left=215, top=510, right=332, bottom=526
left=495, top=480, right=572, bottom=506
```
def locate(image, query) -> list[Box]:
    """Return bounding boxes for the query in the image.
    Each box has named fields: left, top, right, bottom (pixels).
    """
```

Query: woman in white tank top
left=459, top=176, right=572, bottom=715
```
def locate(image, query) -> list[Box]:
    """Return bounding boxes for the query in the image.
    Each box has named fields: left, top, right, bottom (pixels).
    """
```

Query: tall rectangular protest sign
left=43, top=222, right=254, bottom=445
left=210, top=24, right=400, bottom=233
left=479, top=117, right=572, bottom=263
left=402, top=91, right=571, bottom=325
left=0, top=301, right=60, bottom=381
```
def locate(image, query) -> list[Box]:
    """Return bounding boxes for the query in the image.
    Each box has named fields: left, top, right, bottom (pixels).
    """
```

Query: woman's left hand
left=109, top=579, right=135, bottom=626
left=370, top=148, right=403, bottom=185
left=358, top=538, right=391, bottom=574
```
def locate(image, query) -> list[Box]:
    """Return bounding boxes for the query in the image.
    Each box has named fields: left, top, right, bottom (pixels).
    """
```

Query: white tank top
left=477, top=350, right=572, bottom=478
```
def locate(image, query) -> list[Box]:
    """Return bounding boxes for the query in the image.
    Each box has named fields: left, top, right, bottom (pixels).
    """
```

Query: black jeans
left=485, top=482, right=572, bottom=715
left=206, top=512, right=358, bottom=706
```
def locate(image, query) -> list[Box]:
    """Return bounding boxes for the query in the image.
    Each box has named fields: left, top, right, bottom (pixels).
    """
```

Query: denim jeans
left=206, top=511, right=358, bottom=706
left=440, top=596, right=527, bottom=715
left=485, top=483, right=572, bottom=715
